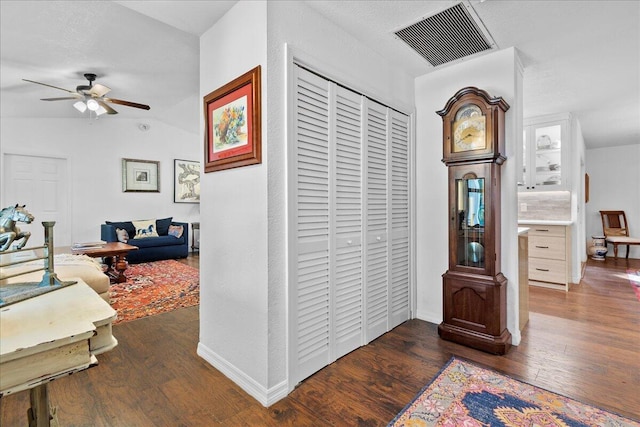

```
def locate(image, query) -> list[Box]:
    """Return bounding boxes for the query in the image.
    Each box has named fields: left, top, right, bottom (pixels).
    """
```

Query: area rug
left=109, top=259, right=199, bottom=324
left=626, top=269, right=640, bottom=302
left=388, top=357, right=639, bottom=427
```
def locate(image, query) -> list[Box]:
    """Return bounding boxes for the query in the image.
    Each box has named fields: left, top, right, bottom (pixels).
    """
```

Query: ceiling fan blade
left=88, top=83, right=111, bottom=97
left=41, top=96, right=82, bottom=101
left=22, top=79, right=76, bottom=94
left=103, top=97, right=150, bottom=110
left=98, top=100, right=118, bottom=115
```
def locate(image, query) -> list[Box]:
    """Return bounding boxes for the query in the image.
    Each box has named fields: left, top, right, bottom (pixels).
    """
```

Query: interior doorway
left=2, top=154, right=71, bottom=247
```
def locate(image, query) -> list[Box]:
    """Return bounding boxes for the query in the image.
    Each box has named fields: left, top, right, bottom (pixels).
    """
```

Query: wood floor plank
left=2, top=255, right=639, bottom=425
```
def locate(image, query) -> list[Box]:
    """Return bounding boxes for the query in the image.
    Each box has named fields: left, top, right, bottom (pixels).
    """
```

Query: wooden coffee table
left=72, top=242, right=138, bottom=283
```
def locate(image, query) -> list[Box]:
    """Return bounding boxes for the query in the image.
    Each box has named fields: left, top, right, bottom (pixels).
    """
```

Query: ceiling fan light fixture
left=86, top=98, right=100, bottom=111
left=24, top=74, right=150, bottom=117
left=73, top=101, right=87, bottom=113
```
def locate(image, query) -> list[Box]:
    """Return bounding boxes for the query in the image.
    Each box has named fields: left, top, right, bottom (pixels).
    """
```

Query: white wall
left=198, top=0, right=272, bottom=404
left=415, top=48, right=523, bottom=344
left=585, top=143, right=640, bottom=259
left=572, top=118, right=587, bottom=279
left=0, top=117, right=200, bottom=244
left=197, top=0, right=415, bottom=406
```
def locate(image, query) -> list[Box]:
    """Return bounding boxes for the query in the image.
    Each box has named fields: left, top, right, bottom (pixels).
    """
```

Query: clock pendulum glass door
left=456, top=174, right=485, bottom=267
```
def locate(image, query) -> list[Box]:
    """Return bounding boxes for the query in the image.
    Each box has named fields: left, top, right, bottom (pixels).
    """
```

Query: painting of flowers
left=213, top=97, right=247, bottom=152
left=204, top=66, right=262, bottom=173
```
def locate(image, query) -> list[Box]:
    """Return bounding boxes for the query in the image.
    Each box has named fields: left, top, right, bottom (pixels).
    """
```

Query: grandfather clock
left=436, top=86, right=512, bottom=355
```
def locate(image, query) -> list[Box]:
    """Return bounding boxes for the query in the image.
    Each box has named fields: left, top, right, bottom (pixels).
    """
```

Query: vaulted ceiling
left=1, top=1, right=638, bottom=149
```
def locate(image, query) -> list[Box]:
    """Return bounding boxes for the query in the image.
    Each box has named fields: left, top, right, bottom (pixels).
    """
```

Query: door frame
left=1, top=150, right=73, bottom=247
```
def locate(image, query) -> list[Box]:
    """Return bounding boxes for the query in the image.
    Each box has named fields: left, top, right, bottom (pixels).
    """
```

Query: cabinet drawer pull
left=535, top=268, right=550, bottom=272
left=535, top=229, right=549, bottom=232
left=535, top=245, right=549, bottom=249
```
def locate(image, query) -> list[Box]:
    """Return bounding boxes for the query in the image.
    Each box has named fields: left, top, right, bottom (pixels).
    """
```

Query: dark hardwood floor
left=2, top=254, right=639, bottom=426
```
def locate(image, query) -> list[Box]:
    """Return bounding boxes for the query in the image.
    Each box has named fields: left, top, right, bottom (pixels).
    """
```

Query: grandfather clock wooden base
left=438, top=270, right=512, bottom=355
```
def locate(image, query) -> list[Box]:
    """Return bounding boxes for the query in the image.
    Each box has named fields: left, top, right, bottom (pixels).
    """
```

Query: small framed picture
left=204, top=65, right=262, bottom=173
left=174, top=159, right=200, bottom=203
left=122, top=158, right=159, bottom=192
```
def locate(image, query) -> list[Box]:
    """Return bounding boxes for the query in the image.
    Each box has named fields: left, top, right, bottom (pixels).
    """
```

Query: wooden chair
left=599, top=210, right=640, bottom=259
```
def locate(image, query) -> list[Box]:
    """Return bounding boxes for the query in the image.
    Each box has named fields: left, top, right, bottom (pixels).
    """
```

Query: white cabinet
left=527, top=225, right=571, bottom=291
left=519, top=113, right=571, bottom=191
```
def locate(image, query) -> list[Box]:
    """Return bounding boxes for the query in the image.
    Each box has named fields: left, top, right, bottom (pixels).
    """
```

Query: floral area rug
left=109, top=259, right=199, bottom=324
left=388, top=357, right=639, bottom=427
left=627, top=269, right=640, bottom=302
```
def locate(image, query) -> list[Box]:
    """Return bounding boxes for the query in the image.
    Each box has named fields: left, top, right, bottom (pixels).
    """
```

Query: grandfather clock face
left=452, top=104, right=486, bottom=153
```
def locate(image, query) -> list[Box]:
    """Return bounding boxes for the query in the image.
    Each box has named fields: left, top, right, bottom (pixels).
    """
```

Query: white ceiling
left=1, top=1, right=638, bottom=149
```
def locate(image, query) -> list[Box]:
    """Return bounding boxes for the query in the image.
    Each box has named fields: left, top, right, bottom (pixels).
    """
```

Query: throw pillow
left=132, top=219, right=159, bottom=239
left=156, top=217, right=173, bottom=236
left=168, top=225, right=184, bottom=238
left=115, top=228, right=129, bottom=243
left=106, top=220, right=136, bottom=239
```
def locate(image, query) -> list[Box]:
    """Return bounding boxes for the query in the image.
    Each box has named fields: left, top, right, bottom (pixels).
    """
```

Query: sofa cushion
left=116, top=228, right=129, bottom=243
left=156, top=217, right=173, bottom=236
left=132, top=219, right=159, bottom=238
left=168, top=224, right=184, bottom=238
left=129, top=235, right=185, bottom=249
left=106, top=220, right=136, bottom=239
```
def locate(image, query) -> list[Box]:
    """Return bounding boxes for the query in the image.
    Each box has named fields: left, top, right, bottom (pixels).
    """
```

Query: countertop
left=517, top=220, right=573, bottom=226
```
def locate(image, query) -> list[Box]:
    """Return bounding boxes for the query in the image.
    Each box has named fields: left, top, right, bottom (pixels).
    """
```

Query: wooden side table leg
left=113, top=254, right=129, bottom=283
left=103, top=255, right=115, bottom=277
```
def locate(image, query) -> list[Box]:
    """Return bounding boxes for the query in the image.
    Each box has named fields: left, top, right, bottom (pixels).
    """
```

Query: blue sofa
left=101, top=218, right=189, bottom=264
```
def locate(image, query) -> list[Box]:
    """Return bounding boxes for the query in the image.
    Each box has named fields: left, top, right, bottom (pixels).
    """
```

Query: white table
left=0, top=280, right=117, bottom=426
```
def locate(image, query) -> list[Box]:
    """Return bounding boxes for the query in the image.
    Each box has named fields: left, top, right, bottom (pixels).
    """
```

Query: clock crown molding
left=436, top=86, right=510, bottom=117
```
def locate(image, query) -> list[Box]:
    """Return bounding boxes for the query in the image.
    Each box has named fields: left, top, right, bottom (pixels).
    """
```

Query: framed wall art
left=122, top=158, right=159, bottom=192
left=204, top=65, right=262, bottom=173
left=174, top=159, right=200, bottom=203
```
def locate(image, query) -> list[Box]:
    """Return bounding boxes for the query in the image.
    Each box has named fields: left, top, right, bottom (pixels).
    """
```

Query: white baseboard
left=196, top=342, right=288, bottom=407
left=415, top=309, right=441, bottom=325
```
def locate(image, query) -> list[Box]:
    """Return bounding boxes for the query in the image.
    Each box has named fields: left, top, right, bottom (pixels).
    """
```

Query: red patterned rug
left=389, top=357, right=638, bottom=426
left=109, top=260, right=199, bottom=324
left=627, top=269, right=640, bottom=302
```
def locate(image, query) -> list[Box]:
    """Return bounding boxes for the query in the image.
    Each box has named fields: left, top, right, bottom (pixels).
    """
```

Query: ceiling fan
left=22, top=73, right=150, bottom=116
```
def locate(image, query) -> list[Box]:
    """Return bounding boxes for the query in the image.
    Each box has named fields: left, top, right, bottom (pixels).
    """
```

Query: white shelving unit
left=519, top=113, right=571, bottom=191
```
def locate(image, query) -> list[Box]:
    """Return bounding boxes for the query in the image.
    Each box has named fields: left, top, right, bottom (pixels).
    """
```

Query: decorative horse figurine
left=0, top=204, right=35, bottom=252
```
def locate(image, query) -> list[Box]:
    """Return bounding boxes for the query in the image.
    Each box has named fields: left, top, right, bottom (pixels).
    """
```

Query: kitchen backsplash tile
left=518, top=191, right=571, bottom=221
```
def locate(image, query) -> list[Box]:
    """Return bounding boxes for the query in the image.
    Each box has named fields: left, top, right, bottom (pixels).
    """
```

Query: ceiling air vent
left=395, top=2, right=496, bottom=67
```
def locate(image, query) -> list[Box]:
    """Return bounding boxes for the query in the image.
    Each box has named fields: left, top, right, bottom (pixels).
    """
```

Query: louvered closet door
left=292, top=65, right=410, bottom=385
left=292, top=66, right=331, bottom=382
left=364, top=100, right=389, bottom=343
left=388, top=110, right=410, bottom=328
left=332, top=86, right=364, bottom=360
